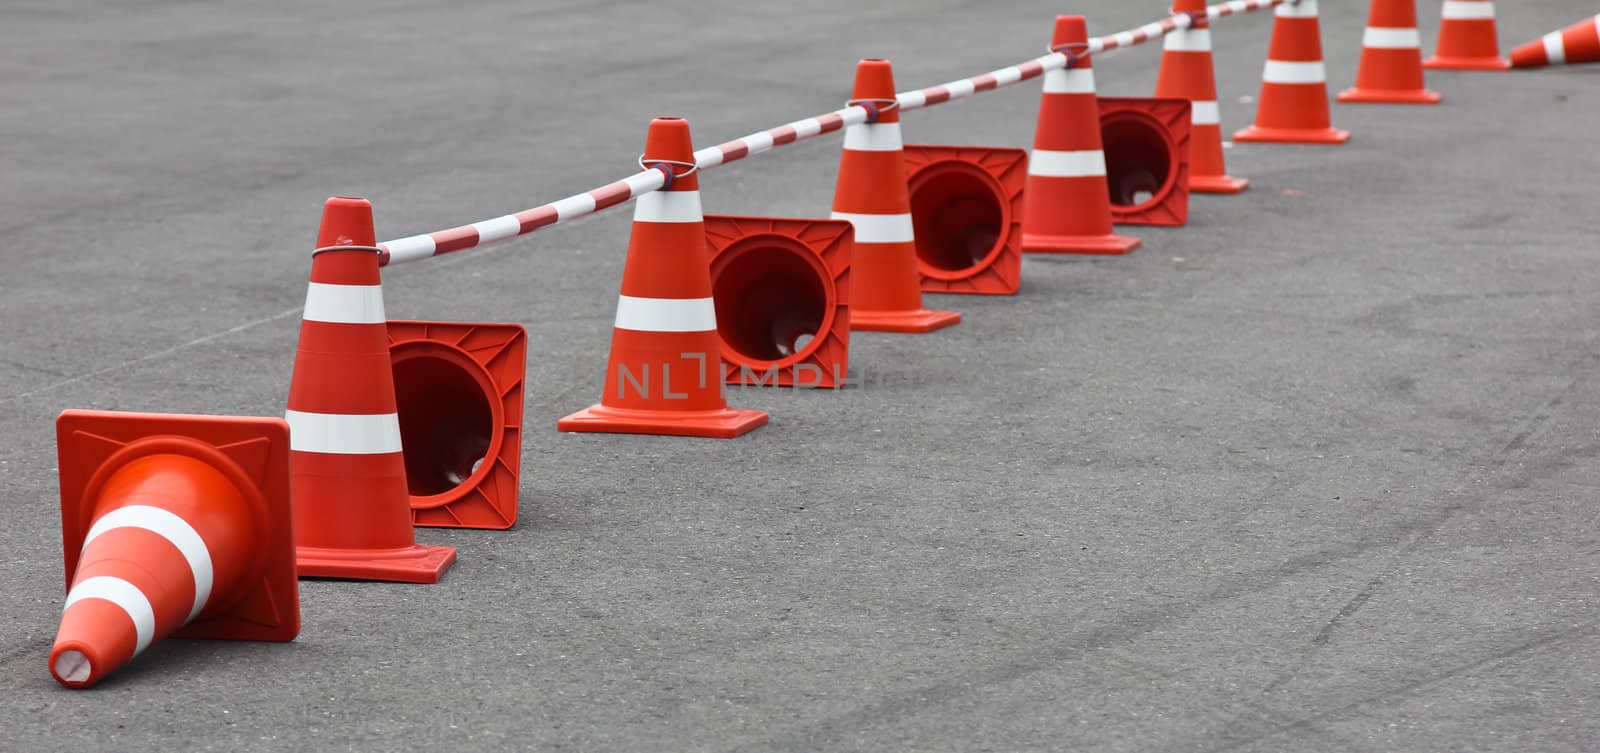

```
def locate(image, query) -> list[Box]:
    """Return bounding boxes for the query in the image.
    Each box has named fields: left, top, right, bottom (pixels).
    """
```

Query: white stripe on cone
left=613, top=295, right=717, bottom=333
left=1441, top=1, right=1495, bottom=21
left=1192, top=101, right=1221, bottom=126
left=82, top=505, right=213, bottom=622
left=1042, top=68, right=1097, bottom=94
left=284, top=410, right=404, bottom=455
left=63, top=576, right=156, bottom=655
left=1364, top=27, right=1422, bottom=49
left=1543, top=31, right=1567, bottom=65
left=1028, top=149, right=1108, bottom=178
left=632, top=191, right=703, bottom=224
left=1164, top=28, right=1213, bottom=52
left=829, top=212, right=916, bottom=244
left=1262, top=60, right=1328, bottom=84
left=302, top=283, right=386, bottom=325
left=842, top=122, right=904, bottom=152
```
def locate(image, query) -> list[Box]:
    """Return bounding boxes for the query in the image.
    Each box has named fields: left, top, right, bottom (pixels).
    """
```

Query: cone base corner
left=295, top=544, right=457, bottom=584
left=849, top=308, right=962, bottom=334
left=558, top=405, right=769, bottom=439
left=1337, top=87, right=1442, bottom=105
left=1190, top=175, right=1250, bottom=194
left=412, top=507, right=517, bottom=531
left=1022, top=232, right=1142, bottom=256
left=1423, top=56, right=1510, bottom=71
left=1232, top=126, right=1351, bottom=145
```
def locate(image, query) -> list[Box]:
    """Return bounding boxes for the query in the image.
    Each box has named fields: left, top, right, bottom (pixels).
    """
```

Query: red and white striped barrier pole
left=374, top=0, right=1290, bottom=267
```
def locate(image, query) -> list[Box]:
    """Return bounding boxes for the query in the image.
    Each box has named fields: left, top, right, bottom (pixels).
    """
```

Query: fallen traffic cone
left=51, top=410, right=300, bottom=688
left=1155, top=0, right=1249, bottom=194
left=705, top=215, right=853, bottom=388
left=1510, top=15, right=1600, bottom=68
left=287, top=197, right=457, bottom=582
left=559, top=117, right=769, bottom=437
left=1339, top=0, right=1441, bottom=104
left=1021, top=16, right=1142, bottom=255
left=1099, top=98, right=1192, bottom=227
left=388, top=320, right=527, bottom=529
left=831, top=59, right=962, bottom=331
left=903, top=144, right=1025, bottom=295
left=1234, top=0, right=1351, bottom=144
left=1424, top=0, right=1510, bottom=70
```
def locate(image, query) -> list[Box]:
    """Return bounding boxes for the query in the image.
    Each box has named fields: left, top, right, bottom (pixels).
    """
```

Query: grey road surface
left=2, top=1, right=1598, bottom=751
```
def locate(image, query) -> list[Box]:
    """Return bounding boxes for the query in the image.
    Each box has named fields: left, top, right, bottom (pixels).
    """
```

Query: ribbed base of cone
left=1022, top=232, right=1142, bottom=256
left=1423, top=55, right=1510, bottom=71
left=850, top=307, right=962, bottom=333
left=1337, top=86, right=1442, bottom=104
left=297, top=543, right=457, bottom=583
left=558, top=405, right=769, bottom=438
left=1190, top=174, right=1251, bottom=194
left=1233, top=125, right=1351, bottom=144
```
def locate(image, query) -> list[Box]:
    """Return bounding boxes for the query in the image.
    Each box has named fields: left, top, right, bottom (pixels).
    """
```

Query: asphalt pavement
left=2, top=1, right=1598, bottom=751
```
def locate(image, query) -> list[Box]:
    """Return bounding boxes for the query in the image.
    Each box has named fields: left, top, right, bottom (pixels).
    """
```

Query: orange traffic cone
left=1155, top=0, right=1249, bottom=194
left=1424, top=0, right=1509, bottom=70
left=388, top=320, right=527, bottom=529
left=1339, top=0, right=1441, bottom=104
left=286, top=197, right=457, bottom=582
left=1021, top=16, right=1142, bottom=255
left=51, top=410, right=300, bottom=688
left=705, top=215, right=854, bottom=389
left=1234, top=0, right=1351, bottom=144
left=831, top=59, right=961, bottom=331
left=559, top=117, right=769, bottom=437
left=903, top=145, right=1026, bottom=295
left=1511, top=15, right=1600, bottom=68
left=1099, top=98, right=1192, bottom=227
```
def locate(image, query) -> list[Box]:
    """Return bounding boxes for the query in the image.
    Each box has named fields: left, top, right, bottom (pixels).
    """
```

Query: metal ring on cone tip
left=845, top=98, right=899, bottom=124
left=637, top=156, right=698, bottom=190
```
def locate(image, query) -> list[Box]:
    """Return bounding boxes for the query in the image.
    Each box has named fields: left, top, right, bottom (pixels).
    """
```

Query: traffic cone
left=286, top=197, right=457, bottom=582
left=388, top=320, right=527, bottom=529
left=1510, top=15, right=1600, bottom=68
left=559, top=117, right=769, bottom=437
left=1155, top=0, right=1249, bottom=194
left=1099, top=98, right=1192, bottom=227
left=1338, top=0, right=1441, bottom=104
left=1021, top=16, right=1142, bottom=255
left=831, top=59, right=961, bottom=332
left=705, top=215, right=853, bottom=388
left=1424, top=0, right=1510, bottom=70
left=51, top=410, right=300, bottom=688
left=1234, top=0, right=1351, bottom=144
left=903, top=145, right=1026, bottom=295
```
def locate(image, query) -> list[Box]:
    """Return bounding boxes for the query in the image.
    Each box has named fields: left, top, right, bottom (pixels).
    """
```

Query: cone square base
left=56, top=410, right=301, bottom=643
left=387, top=320, right=527, bottom=531
left=296, top=543, right=457, bottom=584
left=1232, top=125, right=1351, bottom=145
left=558, top=405, right=768, bottom=439
left=849, top=307, right=961, bottom=334
left=1337, top=87, right=1442, bottom=105
left=1022, top=232, right=1142, bottom=256
left=1423, top=56, right=1510, bottom=71
left=1190, top=174, right=1251, bottom=194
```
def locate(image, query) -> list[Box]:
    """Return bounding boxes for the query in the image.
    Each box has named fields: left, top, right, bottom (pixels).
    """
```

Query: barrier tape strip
left=378, top=0, right=1289, bottom=266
